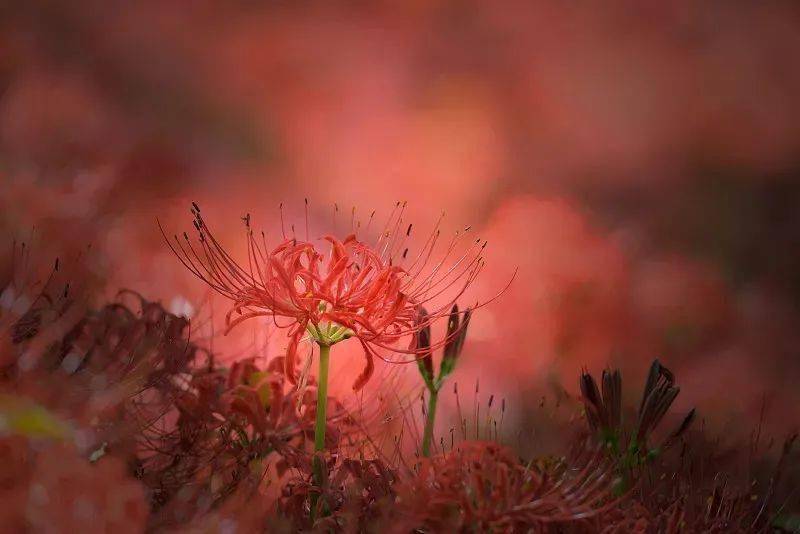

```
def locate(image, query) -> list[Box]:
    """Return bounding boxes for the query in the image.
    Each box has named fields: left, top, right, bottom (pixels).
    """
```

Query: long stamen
left=304, top=197, right=310, bottom=241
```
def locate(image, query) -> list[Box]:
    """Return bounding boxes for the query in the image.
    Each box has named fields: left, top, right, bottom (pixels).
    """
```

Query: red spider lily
left=162, top=201, right=493, bottom=390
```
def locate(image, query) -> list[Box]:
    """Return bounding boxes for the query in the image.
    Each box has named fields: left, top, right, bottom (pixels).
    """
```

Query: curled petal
left=319, top=255, right=349, bottom=296
left=323, top=235, right=348, bottom=264
left=224, top=310, right=271, bottom=335
left=352, top=341, right=375, bottom=391
left=284, top=321, right=307, bottom=385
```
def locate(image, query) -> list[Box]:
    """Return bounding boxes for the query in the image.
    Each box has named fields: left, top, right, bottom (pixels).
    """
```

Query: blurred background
left=1, top=0, right=799, bottom=447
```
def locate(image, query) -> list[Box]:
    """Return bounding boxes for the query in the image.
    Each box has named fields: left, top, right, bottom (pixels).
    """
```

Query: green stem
left=314, top=343, right=331, bottom=453
left=311, top=343, right=330, bottom=519
left=422, top=388, right=439, bottom=457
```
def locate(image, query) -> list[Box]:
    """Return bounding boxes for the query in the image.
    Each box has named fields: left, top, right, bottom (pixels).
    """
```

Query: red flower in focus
left=163, top=202, right=489, bottom=390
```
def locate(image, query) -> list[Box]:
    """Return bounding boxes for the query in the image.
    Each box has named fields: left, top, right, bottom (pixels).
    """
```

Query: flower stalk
left=314, top=343, right=330, bottom=454
left=421, top=389, right=438, bottom=457
left=310, top=342, right=330, bottom=519
left=307, top=316, right=356, bottom=518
